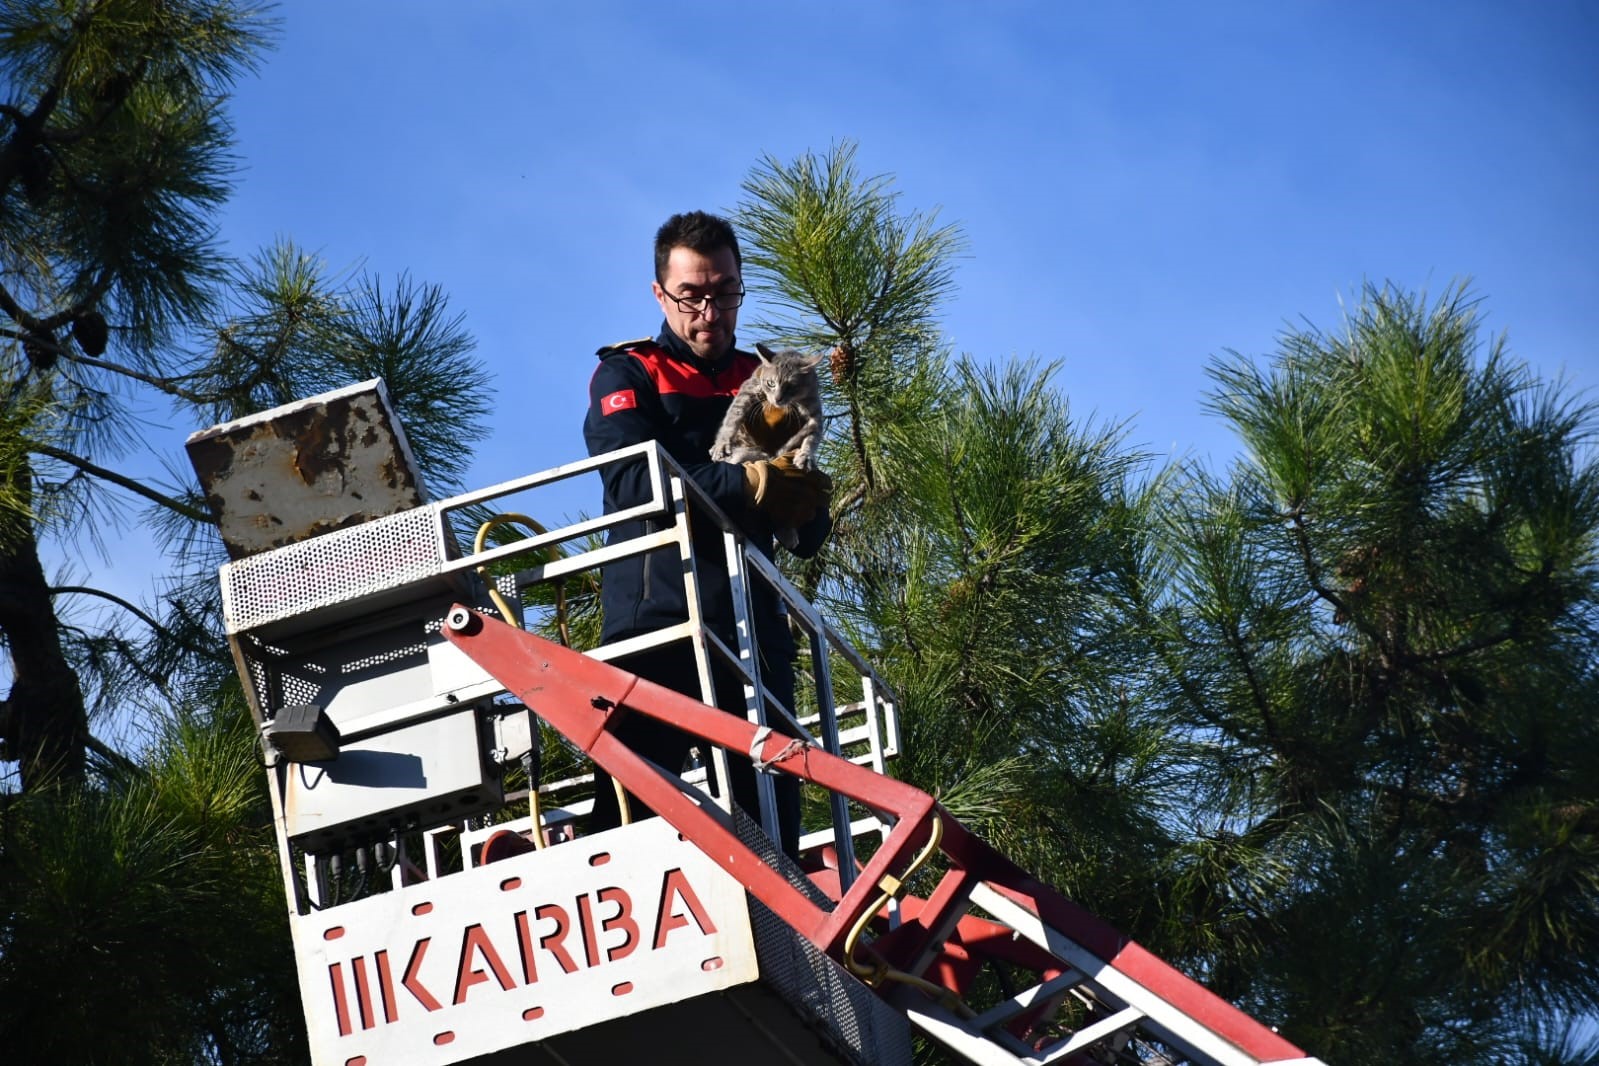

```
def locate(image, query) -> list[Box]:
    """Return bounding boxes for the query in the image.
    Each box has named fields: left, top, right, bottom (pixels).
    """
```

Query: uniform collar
left=657, top=321, right=742, bottom=374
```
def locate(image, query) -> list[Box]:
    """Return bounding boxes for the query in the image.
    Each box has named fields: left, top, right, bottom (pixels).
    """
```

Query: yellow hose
left=840, top=813, right=968, bottom=1014
left=472, top=513, right=571, bottom=646
left=472, top=513, right=628, bottom=833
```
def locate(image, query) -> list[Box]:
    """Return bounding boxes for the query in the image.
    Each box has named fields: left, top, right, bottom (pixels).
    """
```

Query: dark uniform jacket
left=582, top=324, right=830, bottom=657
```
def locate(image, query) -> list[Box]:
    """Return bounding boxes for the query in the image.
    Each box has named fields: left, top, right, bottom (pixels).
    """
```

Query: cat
left=711, top=343, right=825, bottom=548
left=711, top=343, right=825, bottom=470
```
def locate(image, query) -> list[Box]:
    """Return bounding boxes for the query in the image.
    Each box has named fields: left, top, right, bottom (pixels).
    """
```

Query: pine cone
left=23, top=334, right=56, bottom=371
left=72, top=310, right=109, bottom=357
left=829, top=343, right=855, bottom=381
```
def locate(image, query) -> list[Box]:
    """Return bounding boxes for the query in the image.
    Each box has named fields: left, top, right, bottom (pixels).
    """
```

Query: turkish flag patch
left=600, top=389, right=637, bottom=414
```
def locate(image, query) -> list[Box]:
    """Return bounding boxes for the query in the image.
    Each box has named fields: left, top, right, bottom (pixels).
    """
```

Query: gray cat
left=710, top=343, right=824, bottom=471
left=711, top=343, right=825, bottom=548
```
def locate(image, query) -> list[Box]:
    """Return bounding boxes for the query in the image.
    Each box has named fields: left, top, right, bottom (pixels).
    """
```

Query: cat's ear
left=755, top=342, right=776, bottom=363
left=803, top=353, right=825, bottom=370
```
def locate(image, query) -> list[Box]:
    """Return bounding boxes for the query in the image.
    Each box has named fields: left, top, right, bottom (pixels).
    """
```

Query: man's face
left=653, top=244, right=741, bottom=361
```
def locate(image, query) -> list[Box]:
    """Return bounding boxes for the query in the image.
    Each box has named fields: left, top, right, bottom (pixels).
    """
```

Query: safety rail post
left=440, top=605, right=939, bottom=950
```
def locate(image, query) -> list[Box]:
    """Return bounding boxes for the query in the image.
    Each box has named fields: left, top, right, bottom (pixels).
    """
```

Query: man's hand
left=742, top=453, right=832, bottom=527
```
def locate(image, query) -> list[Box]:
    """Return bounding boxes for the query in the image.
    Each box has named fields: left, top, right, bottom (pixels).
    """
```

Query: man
left=582, top=210, right=831, bottom=857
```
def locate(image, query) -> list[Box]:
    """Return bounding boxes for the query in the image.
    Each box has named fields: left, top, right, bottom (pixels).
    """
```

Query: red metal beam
left=441, top=606, right=936, bottom=960
left=442, top=607, right=1316, bottom=1065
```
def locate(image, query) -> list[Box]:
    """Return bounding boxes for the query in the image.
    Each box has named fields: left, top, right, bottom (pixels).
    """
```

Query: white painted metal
left=282, top=707, right=497, bottom=852
left=967, top=968, right=1086, bottom=1031
left=896, top=1001, right=1044, bottom=1066
left=964, top=883, right=1329, bottom=1066
left=293, top=818, right=759, bottom=1066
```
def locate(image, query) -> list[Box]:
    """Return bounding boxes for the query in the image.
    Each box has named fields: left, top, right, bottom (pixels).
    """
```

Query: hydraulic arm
left=441, top=604, right=1326, bottom=1066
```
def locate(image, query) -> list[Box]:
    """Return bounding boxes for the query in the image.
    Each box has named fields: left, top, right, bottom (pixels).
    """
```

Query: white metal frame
left=226, top=441, right=902, bottom=918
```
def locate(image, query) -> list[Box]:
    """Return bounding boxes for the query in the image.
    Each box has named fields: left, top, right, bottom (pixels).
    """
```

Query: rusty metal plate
left=186, top=379, right=427, bottom=560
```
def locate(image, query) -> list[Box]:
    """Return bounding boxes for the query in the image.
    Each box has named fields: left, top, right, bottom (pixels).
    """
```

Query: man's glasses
left=662, top=287, right=745, bottom=315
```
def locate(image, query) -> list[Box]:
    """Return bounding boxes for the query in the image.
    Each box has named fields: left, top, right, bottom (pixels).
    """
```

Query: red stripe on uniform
left=627, top=346, right=756, bottom=398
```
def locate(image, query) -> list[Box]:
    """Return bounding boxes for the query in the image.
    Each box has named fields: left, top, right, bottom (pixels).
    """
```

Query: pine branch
left=1287, top=509, right=1384, bottom=651
left=57, top=347, right=213, bottom=404
left=1221, top=617, right=1284, bottom=750
left=85, top=733, right=142, bottom=776
left=50, top=584, right=208, bottom=653
left=0, top=45, right=67, bottom=199
left=0, top=277, right=45, bottom=334
left=847, top=389, right=875, bottom=490
left=29, top=443, right=211, bottom=521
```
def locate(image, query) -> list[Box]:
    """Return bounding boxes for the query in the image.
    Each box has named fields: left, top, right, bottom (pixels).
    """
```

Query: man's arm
left=584, top=353, right=749, bottom=515
left=584, top=354, right=662, bottom=510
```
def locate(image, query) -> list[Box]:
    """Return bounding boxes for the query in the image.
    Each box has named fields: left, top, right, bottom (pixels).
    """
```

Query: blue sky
left=52, top=0, right=1599, bottom=643
left=208, top=1, right=1596, bottom=494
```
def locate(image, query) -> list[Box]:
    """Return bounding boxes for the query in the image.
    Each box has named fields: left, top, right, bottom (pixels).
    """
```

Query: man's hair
left=654, top=211, right=742, bottom=283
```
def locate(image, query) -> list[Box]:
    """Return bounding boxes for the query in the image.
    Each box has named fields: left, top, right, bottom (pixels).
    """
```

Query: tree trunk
left=0, top=456, right=88, bottom=788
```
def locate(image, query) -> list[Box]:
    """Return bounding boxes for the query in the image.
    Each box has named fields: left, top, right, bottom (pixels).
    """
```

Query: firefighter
left=582, top=210, right=831, bottom=857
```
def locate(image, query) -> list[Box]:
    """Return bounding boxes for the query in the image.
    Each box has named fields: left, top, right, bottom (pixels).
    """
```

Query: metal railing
left=220, top=441, right=900, bottom=910
left=439, top=442, right=900, bottom=894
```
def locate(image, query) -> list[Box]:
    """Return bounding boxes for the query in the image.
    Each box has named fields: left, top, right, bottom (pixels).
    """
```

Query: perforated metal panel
left=221, top=504, right=453, bottom=635
left=243, top=635, right=323, bottom=713
left=239, top=622, right=435, bottom=730
left=733, top=809, right=914, bottom=1066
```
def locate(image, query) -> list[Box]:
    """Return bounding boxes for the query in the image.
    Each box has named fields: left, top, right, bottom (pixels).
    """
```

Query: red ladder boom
left=442, top=605, right=1325, bottom=1066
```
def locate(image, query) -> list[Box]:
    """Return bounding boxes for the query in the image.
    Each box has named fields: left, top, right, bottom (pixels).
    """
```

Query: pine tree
left=0, top=8, right=491, bottom=1058
left=736, top=140, right=960, bottom=511
left=738, top=146, right=1599, bottom=1063
left=1153, top=283, right=1599, bottom=1062
left=736, top=146, right=1191, bottom=1064
left=0, top=2, right=489, bottom=790
left=0, top=0, right=263, bottom=788
left=0, top=690, right=308, bottom=1063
